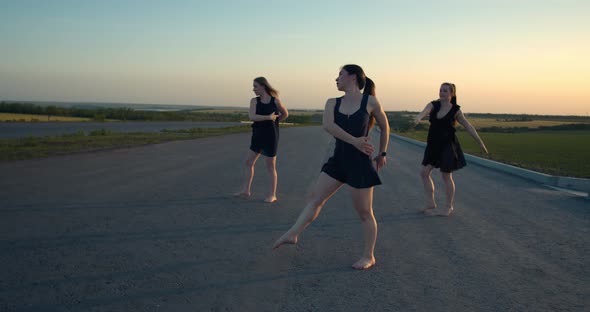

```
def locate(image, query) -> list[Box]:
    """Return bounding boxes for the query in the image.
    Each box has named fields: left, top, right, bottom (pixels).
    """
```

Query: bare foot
left=264, top=195, right=277, bottom=203
left=419, top=206, right=436, bottom=214
left=272, top=233, right=298, bottom=250
left=352, top=257, right=376, bottom=270
left=440, top=207, right=454, bottom=217
left=233, top=191, right=251, bottom=199
left=424, top=207, right=454, bottom=217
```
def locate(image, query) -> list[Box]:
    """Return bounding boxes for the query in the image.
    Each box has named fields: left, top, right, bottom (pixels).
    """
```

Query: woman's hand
left=353, top=136, right=374, bottom=156
left=413, top=117, right=421, bottom=126
left=268, top=113, right=279, bottom=121
left=373, top=155, right=387, bottom=171
left=480, top=142, right=489, bottom=154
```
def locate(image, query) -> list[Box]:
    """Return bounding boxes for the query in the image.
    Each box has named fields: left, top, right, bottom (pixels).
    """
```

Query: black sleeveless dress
left=321, top=94, right=381, bottom=189
left=421, top=101, right=466, bottom=172
left=250, top=96, right=280, bottom=157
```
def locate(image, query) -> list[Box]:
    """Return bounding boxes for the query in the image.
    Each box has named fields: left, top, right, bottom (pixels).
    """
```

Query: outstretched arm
left=414, top=103, right=433, bottom=126
left=323, top=99, right=374, bottom=156
left=249, top=98, right=278, bottom=122
left=275, top=98, right=289, bottom=122
left=456, top=110, right=488, bottom=154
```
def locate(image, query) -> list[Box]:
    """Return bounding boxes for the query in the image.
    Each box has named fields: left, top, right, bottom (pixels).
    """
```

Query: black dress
left=321, top=94, right=381, bottom=188
left=250, top=96, right=280, bottom=157
left=422, top=100, right=466, bottom=172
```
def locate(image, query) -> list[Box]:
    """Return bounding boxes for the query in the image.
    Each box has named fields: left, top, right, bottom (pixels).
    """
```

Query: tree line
left=0, top=102, right=316, bottom=124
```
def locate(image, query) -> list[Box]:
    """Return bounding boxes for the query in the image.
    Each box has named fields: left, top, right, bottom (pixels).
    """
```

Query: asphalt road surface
left=0, top=121, right=243, bottom=138
left=0, top=126, right=587, bottom=311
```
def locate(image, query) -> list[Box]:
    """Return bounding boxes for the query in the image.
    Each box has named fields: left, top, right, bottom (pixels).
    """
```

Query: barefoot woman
left=273, top=65, right=389, bottom=270
left=235, top=77, right=288, bottom=202
left=414, top=82, right=488, bottom=216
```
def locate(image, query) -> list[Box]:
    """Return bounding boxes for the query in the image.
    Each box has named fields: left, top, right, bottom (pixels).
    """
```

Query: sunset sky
left=1, top=0, right=588, bottom=115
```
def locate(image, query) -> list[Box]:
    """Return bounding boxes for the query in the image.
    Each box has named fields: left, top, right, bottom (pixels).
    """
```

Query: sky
left=0, top=0, right=588, bottom=115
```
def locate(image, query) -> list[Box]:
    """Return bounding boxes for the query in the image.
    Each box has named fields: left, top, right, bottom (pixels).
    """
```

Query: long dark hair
left=341, top=64, right=376, bottom=129
left=254, top=77, right=279, bottom=98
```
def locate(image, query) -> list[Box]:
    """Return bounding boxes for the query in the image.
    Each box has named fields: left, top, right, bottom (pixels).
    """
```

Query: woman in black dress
left=235, top=77, right=288, bottom=203
left=414, top=83, right=488, bottom=216
left=273, top=65, right=390, bottom=270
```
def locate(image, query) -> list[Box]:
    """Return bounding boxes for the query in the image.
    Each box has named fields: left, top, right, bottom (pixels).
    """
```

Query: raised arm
left=456, top=110, right=488, bottom=154
left=414, top=102, right=434, bottom=126
left=275, top=97, right=289, bottom=122
left=322, top=98, right=374, bottom=156
left=249, top=98, right=278, bottom=122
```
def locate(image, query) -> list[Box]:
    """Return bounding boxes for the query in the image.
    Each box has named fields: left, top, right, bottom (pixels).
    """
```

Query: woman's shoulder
left=365, top=95, right=380, bottom=108
left=365, top=94, right=377, bottom=102
left=325, top=97, right=341, bottom=106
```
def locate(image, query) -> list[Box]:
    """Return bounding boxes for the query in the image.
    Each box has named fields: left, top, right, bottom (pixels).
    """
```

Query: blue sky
left=1, top=0, right=588, bottom=114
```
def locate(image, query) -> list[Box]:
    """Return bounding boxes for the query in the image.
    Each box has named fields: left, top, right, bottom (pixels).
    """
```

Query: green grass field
left=465, top=117, right=586, bottom=129
left=413, top=117, right=588, bottom=129
left=398, top=130, right=590, bottom=178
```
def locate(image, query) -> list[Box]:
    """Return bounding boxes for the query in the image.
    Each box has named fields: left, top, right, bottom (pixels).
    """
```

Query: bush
left=387, top=112, right=415, bottom=132
left=93, top=113, right=106, bottom=122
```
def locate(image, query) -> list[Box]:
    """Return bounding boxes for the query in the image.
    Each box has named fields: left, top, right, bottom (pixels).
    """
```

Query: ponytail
left=363, top=77, right=376, bottom=96
left=340, top=65, right=377, bottom=130
left=365, top=77, right=376, bottom=130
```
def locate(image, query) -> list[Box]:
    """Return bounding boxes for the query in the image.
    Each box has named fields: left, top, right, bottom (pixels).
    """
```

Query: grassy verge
left=0, top=113, right=92, bottom=122
left=396, top=130, right=590, bottom=178
left=0, top=126, right=254, bottom=162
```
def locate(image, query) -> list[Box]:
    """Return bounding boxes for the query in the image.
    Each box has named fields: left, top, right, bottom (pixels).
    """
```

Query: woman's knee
left=245, top=158, right=255, bottom=167
left=265, top=162, right=276, bottom=172
left=264, top=158, right=276, bottom=170
left=441, top=172, right=453, bottom=182
left=357, top=208, right=374, bottom=221
left=307, top=192, right=325, bottom=208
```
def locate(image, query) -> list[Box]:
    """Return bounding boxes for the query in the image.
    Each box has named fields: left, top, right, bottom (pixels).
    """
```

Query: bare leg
left=264, top=156, right=277, bottom=203
left=350, top=187, right=377, bottom=270
left=272, top=173, right=343, bottom=249
left=439, top=172, right=455, bottom=216
left=234, top=150, right=260, bottom=198
left=419, top=165, right=436, bottom=213
left=425, top=171, right=455, bottom=216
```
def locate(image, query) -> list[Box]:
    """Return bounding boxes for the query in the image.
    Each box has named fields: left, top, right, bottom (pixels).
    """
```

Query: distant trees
left=45, top=106, right=58, bottom=121
left=0, top=102, right=320, bottom=124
